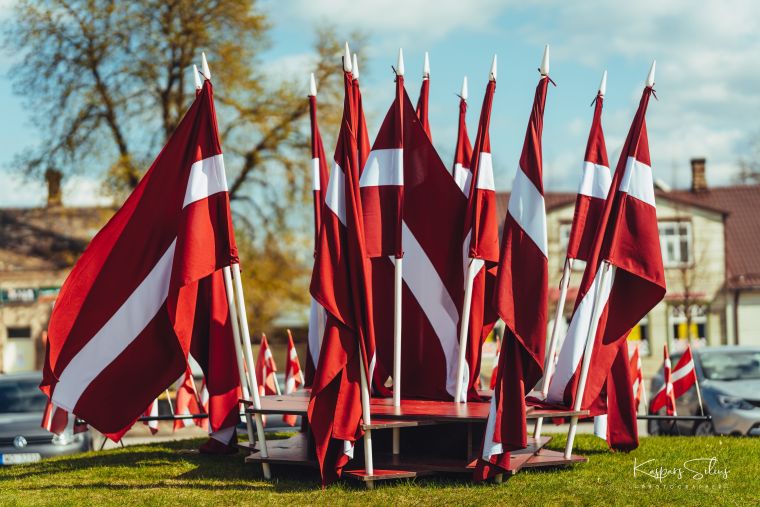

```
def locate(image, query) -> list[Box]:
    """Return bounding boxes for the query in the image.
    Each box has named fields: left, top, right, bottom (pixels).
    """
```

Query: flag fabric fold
left=546, top=85, right=665, bottom=452
left=416, top=76, right=432, bottom=141
left=479, top=75, right=550, bottom=479
left=40, top=81, right=240, bottom=443
left=452, top=95, right=473, bottom=195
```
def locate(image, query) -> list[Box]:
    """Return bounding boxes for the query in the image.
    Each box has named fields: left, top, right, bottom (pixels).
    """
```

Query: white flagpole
left=231, top=263, right=271, bottom=479
left=455, top=259, right=479, bottom=403
left=392, top=47, right=405, bottom=455
left=565, top=260, right=612, bottom=459
left=165, top=389, right=174, bottom=414
left=358, top=349, right=375, bottom=484
left=534, top=257, right=573, bottom=438
left=693, top=358, right=705, bottom=416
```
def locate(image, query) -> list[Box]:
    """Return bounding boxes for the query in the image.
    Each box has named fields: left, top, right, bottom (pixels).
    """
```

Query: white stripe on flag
left=475, top=152, right=495, bottom=191
left=391, top=221, right=465, bottom=398
left=183, top=154, right=228, bottom=208
left=578, top=161, right=611, bottom=200
left=311, top=158, right=321, bottom=191
left=671, top=360, right=695, bottom=383
left=52, top=239, right=178, bottom=412
left=308, top=298, right=326, bottom=369
left=359, top=148, right=403, bottom=187
left=325, top=163, right=346, bottom=226
left=619, top=156, right=656, bottom=207
left=508, top=168, right=548, bottom=257
left=481, top=390, right=502, bottom=459
left=452, top=163, right=472, bottom=196
left=547, top=264, right=617, bottom=403
left=593, top=414, right=607, bottom=440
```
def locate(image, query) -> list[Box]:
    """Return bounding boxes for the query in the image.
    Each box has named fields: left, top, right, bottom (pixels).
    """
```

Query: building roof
left=495, top=184, right=760, bottom=290
left=0, top=207, right=113, bottom=273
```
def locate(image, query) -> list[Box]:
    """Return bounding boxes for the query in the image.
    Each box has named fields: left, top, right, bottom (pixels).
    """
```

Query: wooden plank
left=343, top=468, right=433, bottom=481
left=361, top=419, right=435, bottom=430
left=241, top=433, right=318, bottom=468
left=522, top=448, right=588, bottom=468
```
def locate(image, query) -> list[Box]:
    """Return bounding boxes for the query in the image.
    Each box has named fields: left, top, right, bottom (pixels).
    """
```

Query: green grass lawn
left=1, top=433, right=758, bottom=506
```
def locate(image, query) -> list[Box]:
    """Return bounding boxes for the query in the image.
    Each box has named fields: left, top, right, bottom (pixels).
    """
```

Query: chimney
left=690, top=158, right=708, bottom=193
left=45, top=168, right=63, bottom=207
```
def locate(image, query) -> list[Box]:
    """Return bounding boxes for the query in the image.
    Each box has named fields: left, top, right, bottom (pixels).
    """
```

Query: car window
left=0, top=379, right=49, bottom=413
left=699, top=351, right=760, bottom=381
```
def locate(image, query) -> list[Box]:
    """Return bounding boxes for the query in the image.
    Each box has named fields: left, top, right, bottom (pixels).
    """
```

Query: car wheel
left=647, top=419, right=661, bottom=436
left=693, top=420, right=715, bottom=436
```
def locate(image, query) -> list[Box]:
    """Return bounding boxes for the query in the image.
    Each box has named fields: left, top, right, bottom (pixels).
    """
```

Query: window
left=627, top=315, right=650, bottom=356
left=658, top=221, right=692, bottom=267
left=7, top=327, right=32, bottom=339
left=669, top=304, right=707, bottom=349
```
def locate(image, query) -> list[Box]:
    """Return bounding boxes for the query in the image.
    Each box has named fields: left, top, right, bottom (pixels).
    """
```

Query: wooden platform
left=244, top=392, right=588, bottom=421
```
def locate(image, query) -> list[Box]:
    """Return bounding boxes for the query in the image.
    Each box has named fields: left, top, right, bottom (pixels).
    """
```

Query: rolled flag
left=40, top=77, right=241, bottom=445
left=566, top=72, right=611, bottom=262
left=480, top=50, right=551, bottom=479
left=630, top=344, right=644, bottom=411
left=352, top=53, right=372, bottom=172
left=173, top=368, right=203, bottom=430
left=461, top=56, right=500, bottom=403
left=416, top=51, right=432, bottom=141
left=452, top=76, right=472, bottom=195
left=306, top=73, right=329, bottom=387
left=308, top=57, right=379, bottom=485
left=256, top=333, right=278, bottom=396
left=650, top=345, right=677, bottom=415
left=548, top=62, right=665, bottom=452
left=671, top=344, right=698, bottom=398
left=284, top=330, right=304, bottom=426
left=41, top=399, right=68, bottom=435
left=143, top=398, right=159, bottom=435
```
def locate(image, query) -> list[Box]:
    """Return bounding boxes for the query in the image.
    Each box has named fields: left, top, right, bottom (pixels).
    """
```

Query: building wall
left=736, top=290, right=760, bottom=346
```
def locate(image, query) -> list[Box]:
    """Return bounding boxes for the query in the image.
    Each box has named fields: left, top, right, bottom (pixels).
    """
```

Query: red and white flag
left=650, top=345, right=677, bottom=415
left=308, top=58, right=378, bottom=484
left=671, top=345, right=698, bottom=398
left=352, top=54, right=372, bottom=173
left=173, top=368, right=203, bottom=430
left=306, top=74, right=330, bottom=387
left=631, top=344, right=645, bottom=411
left=416, top=52, right=432, bottom=141
left=547, top=68, right=665, bottom=451
left=40, top=80, right=241, bottom=445
left=283, top=330, right=304, bottom=426
left=256, top=333, right=278, bottom=396
left=41, top=399, right=68, bottom=435
left=566, top=77, right=611, bottom=262
left=479, top=63, right=550, bottom=479
left=452, top=77, right=472, bottom=194
left=143, top=398, right=159, bottom=435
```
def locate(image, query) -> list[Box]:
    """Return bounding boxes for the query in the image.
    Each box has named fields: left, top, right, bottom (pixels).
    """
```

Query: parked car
left=0, top=372, right=91, bottom=464
left=648, top=346, right=760, bottom=436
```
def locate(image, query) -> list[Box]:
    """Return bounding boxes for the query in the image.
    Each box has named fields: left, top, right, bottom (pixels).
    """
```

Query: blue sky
left=2, top=0, right=759, bottom=206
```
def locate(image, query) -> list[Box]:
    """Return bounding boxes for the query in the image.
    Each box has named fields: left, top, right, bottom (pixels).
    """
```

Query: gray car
left=0, top=372, right=91, bottom=465
left=648, top=346, right=760, bottom=436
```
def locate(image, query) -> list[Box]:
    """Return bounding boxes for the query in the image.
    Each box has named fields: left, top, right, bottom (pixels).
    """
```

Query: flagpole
left=693, top=358, right=705, bottom=416
left=534, top=256, right=573, bottom=438
left=391, top=48, right=406, bottom=455
left=565, top=260, right=612, bottom=459
left=230, top=263, right=271, bottom=479
left=357, top=347, right=375, bottom=486
left=222, top=267, right=255, bottom=424
left=165, top=389, right=174, bottom=414
left=455, top=258, right=479, bottom=403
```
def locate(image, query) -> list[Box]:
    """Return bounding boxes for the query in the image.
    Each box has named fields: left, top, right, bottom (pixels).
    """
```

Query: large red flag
left=41, top=81, right=239, bottom=442
left=308, top=64, right=378, bottom=484
left=547, top=76, right=665, bottom=451
left=306, top=77, right=330, bottom=386
left=460, top=73, right=499, bottom=402
left=479, top=71, right=550, bottom=478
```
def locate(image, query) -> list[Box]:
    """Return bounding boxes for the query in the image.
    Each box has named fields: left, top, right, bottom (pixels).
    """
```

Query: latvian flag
left=306, top=74, right=330, bottom=387
left=308, top=63, right=378, bottom=485
left=283, top=330, right=304, bottom=426
left=670, top=345, right=698, bottom=398
left=256, top=334, right=278, bottom=396
left=478, top=68, right=550, bottom=479
left=452, top=77, right=472, bottom=195
left=547, top=72, right=666, bottom=451
left=40, top=79, right=241, bottom=446
left=631, top=344, right=645, bottom=412
left=650, top=344, right=687, bottom=415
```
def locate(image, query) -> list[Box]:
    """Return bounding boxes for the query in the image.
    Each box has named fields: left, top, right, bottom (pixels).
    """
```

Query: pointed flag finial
left=423, top=51, right=430, bottom=78
left=343, top=42, right=352, bottom=73
left=201, top=52, right=211, bottom=80
left=646, top=60, right=656, bottom=87
left=489, top=54, right=497, bottom=82
left=599, top=70, right=607, bottom=97
left=193, top=64, right=202, bottom=90
left=540, top=44, right=550, bottom=76
left=397, top=48, right=405, bottom=76
left=352, top=53, right=360, bottom=79
left=309, top=73, right=317, bottom=97
left=461, top=75, right=468, bottom=101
